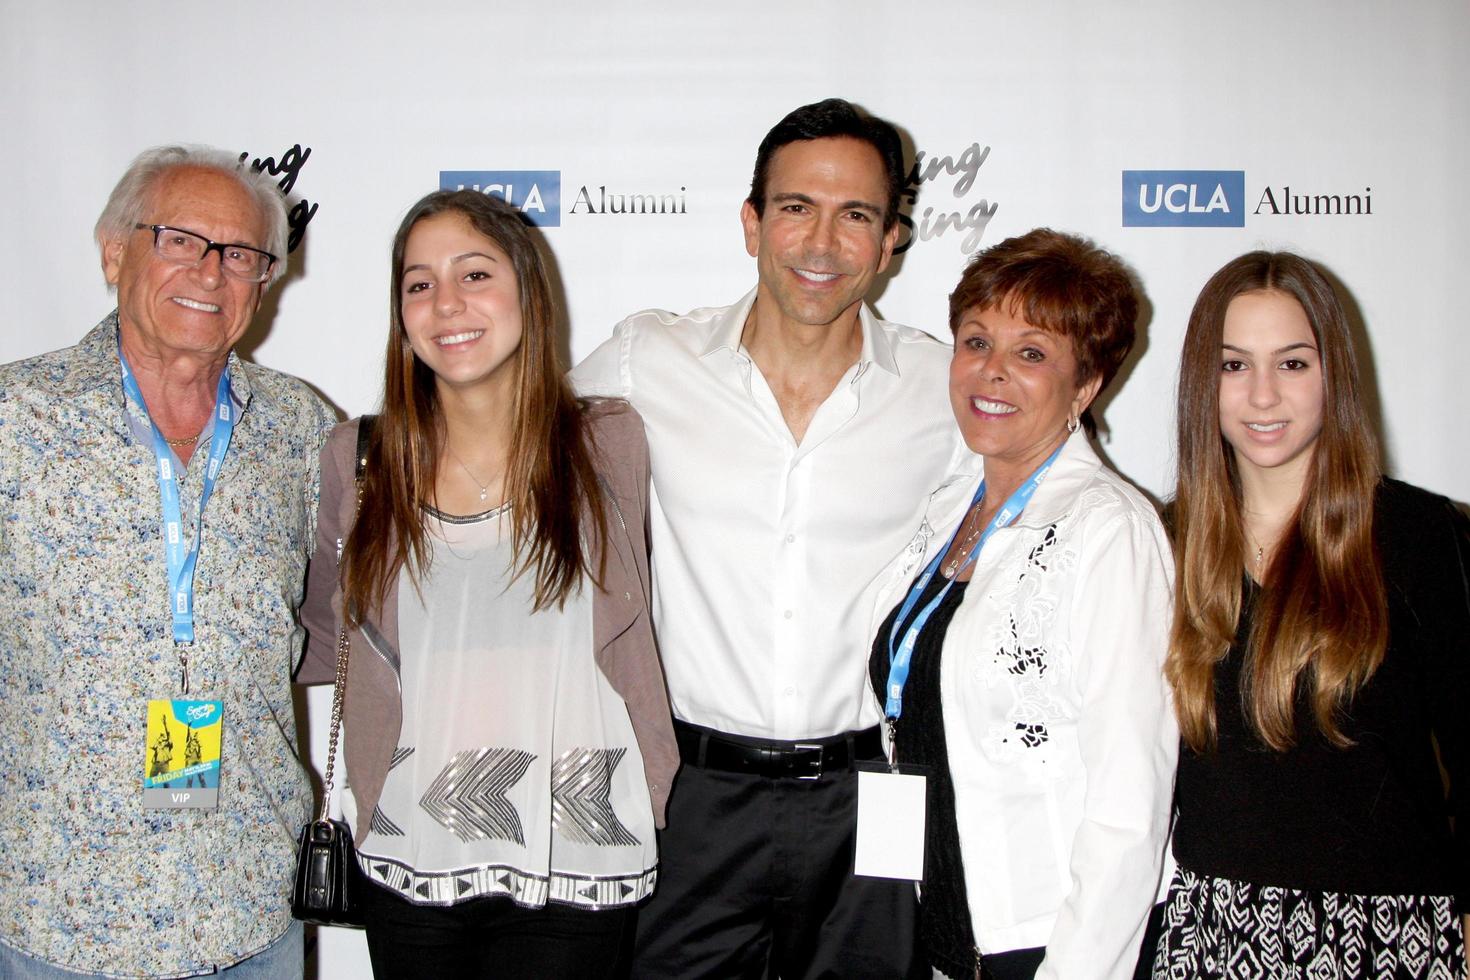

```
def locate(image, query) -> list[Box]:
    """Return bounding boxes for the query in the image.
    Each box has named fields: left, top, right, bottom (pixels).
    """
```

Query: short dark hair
left=747, top=98, right=904, bottom=231
left=948, top=228, right=1138, bottom=400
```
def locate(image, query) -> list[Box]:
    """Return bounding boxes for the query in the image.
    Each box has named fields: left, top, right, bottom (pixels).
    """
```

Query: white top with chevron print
left=349, top=505, right=658, bottom=909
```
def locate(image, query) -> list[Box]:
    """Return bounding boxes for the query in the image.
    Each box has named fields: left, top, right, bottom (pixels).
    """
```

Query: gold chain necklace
left=942, top=500, right=987, bottom=578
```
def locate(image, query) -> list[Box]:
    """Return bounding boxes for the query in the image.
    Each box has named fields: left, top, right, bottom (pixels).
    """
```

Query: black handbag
left=291, top=418, right=375, bottom=927
left=290, top=620, right=364, bottom=926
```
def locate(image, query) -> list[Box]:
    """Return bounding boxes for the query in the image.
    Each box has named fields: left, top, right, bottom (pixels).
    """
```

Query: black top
left=868, top=568, right=976, bottom=979
left=1172, top=479, right=1470, bottom=906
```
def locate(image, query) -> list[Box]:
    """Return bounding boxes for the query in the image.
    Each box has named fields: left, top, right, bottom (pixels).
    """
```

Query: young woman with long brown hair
left=1155, top=251, right=1470, bottom=978
left=297, top=190, right=676, bottom=977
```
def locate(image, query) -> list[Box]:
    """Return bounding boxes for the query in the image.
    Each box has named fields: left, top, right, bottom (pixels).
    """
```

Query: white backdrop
left=4, top=2, right=1467, bottom=974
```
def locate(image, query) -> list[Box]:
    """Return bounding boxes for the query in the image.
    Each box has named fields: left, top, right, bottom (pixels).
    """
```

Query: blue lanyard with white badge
left=882, top=443, right=1063, bottom=740
left=119, top=346, right=237, bottom=691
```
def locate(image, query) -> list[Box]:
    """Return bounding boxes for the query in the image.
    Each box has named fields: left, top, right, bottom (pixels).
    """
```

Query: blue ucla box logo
left=440, top=171, right=561, bottom=227
left=1122, top=170, right=1244, bottom=227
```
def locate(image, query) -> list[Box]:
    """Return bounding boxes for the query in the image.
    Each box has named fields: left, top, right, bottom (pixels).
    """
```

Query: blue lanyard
left=119, top=349, right=237, bottom=651
left=883, top=444, right=1063, bottom=722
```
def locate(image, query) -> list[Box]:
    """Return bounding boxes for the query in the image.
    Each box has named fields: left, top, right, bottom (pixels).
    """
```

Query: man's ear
left=100, top=233, right=126, bottom=286
left=740, top=200, right=762, bottom=259
left=876, top=220, right=899, bottom=275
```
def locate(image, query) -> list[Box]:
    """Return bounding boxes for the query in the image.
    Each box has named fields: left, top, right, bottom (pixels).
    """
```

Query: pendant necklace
left=446, top=444, right=492, bottom=502
left=943, top=500, right=987, bottom=578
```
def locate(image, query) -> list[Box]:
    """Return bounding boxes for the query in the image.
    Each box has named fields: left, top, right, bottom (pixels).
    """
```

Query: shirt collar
left=928, top=430, right=1104, bottom=536
left=1011, top=430, right=1103, bottom=528
left=58, top=311, right=126, bottom=396
left=697, top=286, right=901, bottom=378
left=57, top=309, right=254, bottom=413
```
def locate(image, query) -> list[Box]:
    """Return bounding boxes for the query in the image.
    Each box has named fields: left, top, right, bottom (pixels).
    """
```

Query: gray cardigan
left=296, top=399, right=677, bottom=842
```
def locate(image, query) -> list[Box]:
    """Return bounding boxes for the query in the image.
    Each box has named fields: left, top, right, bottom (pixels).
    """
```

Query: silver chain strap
left=316, top=622, right=351, bottom=822
left=316, top=441, right=367, bottom=823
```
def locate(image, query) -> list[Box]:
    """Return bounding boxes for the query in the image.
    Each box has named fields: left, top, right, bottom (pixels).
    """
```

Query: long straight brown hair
left=341, top=190, right=607, bottom=620
left=1167, top=251, right=1387, bottom=752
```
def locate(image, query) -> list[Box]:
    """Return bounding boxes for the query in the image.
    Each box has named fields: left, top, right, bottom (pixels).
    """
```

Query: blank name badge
left=854, top=765, right=926, bottom=880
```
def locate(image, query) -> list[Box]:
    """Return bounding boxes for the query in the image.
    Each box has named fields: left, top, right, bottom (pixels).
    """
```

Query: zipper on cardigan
left=598, top=474, right=629, bottom=535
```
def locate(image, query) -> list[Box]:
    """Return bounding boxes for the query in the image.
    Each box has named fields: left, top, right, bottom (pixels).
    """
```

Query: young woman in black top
left=1156, top=251, right=1469, bottom=977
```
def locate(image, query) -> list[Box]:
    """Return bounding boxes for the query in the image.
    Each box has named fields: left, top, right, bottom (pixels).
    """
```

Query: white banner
left=4, top=2, right=1467, bottom=973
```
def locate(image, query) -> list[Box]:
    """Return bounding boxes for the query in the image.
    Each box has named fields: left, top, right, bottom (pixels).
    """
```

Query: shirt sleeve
left=1038, top=509, right=1179, bottom=980
left=570, top=318, right=634, bottom=399
left=300, top=390, right=336, bottom=551
left=1425, top=496, right=1470, bottom=909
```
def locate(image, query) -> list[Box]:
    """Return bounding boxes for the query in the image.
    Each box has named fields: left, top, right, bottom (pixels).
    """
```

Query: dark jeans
left=359, top=876, right=635, bottom=979
left=633, top=755, right=923, bottom=979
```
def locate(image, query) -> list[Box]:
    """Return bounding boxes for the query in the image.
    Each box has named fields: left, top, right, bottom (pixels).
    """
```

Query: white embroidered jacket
left=871, top=431, right=1178, bottom=979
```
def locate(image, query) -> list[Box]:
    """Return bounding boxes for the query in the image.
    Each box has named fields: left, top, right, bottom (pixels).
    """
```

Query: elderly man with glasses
left=0, top=145, right=333, bottom=979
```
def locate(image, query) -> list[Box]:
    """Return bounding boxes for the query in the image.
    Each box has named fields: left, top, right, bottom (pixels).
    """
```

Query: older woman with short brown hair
left=869, top=228, right=1176, bottom=980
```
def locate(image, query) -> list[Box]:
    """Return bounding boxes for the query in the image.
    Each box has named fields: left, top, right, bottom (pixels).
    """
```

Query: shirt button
left=784, top=687, right=796, bottom=696
left=783, top=610, right=793, bottom=619
left=624, top=592, right=631, bottom=601
left=785, top=533, right=795, bottom=543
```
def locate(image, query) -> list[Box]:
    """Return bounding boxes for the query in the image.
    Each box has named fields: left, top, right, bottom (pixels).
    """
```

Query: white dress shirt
left=572, top=289, right=973, bottom=740
left=872, top=431, right=1177, bottom=977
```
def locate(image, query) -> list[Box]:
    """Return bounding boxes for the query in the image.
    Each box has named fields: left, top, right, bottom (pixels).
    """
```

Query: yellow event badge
left=143, top=699, right=223, bottom=809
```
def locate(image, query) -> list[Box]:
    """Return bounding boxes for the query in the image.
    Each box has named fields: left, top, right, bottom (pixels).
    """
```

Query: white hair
left=94, top=144, right=291, bottom=285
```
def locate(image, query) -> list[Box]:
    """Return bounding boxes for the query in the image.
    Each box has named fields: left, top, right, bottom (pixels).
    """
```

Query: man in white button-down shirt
left=573, top=99, right=972, bottom=979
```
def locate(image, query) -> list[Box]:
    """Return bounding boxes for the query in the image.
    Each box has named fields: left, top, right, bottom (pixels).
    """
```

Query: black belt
left=674, top=720, right=882, bottom=780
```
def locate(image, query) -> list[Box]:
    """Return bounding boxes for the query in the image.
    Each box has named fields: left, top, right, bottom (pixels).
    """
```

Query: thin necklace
left=943, top=499, right=987, bottom=578
left=1245, top=528, right=1269, bottom=579
left=445, top=443, right=492, bottom=502
left=164, top=431, right=203, bottom=448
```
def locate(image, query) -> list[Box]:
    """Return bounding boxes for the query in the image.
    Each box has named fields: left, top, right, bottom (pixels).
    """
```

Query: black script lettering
left=287, top=199, right=318, bottom=254
left=243, top=144, right=310, bottom=195
left=239, top=144, right=316, bottom=253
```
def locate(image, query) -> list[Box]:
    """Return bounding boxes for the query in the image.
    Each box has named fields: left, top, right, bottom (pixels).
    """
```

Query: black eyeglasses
left=133, top=224, right=277, bottom=283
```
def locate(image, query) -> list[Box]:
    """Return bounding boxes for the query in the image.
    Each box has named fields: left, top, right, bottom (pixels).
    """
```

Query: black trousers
left=632, top=754, right=924, bottom=979
left=358, top=875, right=635, bottom=979
left=942, top=901, right=1163, bottom=979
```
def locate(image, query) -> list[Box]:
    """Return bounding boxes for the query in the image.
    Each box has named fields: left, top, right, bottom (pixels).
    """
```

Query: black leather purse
left=291, top=417, right=375, bottom=928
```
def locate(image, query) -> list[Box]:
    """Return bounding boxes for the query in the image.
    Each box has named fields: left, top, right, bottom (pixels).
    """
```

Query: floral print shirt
left=0, top=314, right=333, bottom=978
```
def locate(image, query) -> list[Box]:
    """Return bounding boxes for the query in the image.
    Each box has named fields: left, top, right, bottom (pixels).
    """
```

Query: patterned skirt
left=1152, top=865, right=1466, bottom=980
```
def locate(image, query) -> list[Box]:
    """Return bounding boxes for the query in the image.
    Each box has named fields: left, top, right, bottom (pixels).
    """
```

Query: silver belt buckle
left=792, top=743, right=823, bottom=780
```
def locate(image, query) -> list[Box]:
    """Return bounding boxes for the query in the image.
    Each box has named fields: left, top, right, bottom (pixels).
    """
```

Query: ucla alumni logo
left=1122, top=170, right=1244, bottom=228
left=440, top=170, right=561, bottom=227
